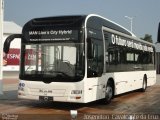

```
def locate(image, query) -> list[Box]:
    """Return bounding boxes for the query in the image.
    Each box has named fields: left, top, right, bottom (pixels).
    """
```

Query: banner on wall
left=3, top=49, right=20, bottom=71
left=3, top=48, right=39, bottom=71
left=3, top=49, right=20, bottom=66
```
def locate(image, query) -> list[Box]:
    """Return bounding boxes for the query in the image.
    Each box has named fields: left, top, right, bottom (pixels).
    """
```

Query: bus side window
left=108, top=49, right=118, bottom=65
left=136, top=51, right=153, bottom=64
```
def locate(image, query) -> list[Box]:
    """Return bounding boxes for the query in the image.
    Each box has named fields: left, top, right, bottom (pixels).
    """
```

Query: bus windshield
left=21, top=42, right=85, bottom=82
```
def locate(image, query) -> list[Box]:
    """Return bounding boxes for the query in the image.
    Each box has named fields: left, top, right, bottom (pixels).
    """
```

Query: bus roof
left=85, top=14, right=154, bottom=47
left=85, top=14, right=136, bottom=37
left=22, top=14, right=154, bottom=47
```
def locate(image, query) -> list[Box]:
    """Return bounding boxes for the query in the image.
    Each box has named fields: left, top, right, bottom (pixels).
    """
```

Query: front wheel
left=102, top=82, right=114, bottom=104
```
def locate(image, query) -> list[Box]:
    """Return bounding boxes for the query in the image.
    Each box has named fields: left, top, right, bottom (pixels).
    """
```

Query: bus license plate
left=39, top=96, right=53, bottom=101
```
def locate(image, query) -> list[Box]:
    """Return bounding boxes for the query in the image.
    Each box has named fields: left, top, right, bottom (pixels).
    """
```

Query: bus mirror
left=87, top=38, right=94, bottom=59
left=3, top=34, right=22, bottom=54
left=158, top=22, right=160, bottom=42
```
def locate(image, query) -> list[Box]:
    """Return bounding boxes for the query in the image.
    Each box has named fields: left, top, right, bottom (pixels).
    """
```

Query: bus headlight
left=71, top=90, right=82, bottom=94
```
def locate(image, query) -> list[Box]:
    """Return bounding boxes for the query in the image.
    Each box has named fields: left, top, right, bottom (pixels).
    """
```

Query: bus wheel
left=102, top=82, right=113, bottom=104
left=141, top=76, right=147, bottom=92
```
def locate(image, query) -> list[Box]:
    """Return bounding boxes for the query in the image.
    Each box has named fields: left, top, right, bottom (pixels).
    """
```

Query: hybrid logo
left=29, top=30, right=73, bottom=35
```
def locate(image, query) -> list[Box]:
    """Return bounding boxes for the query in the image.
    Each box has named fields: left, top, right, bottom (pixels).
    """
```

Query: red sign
left=3, top=48, right=40, bottom=66
left=3, top=49, right=20, bottom=66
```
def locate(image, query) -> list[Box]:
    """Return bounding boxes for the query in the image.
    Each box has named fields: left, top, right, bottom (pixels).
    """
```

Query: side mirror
left=158, top=22, right=160, bottom=43
left=3, top=34, right=22, bottom=54
left=87, top=38, right=94, bottom=59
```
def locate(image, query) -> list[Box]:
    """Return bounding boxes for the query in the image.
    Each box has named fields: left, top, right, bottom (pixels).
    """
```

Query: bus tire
left=102, top=82, right=114, bottom=104
left=141, top=76, right=147, bottom=92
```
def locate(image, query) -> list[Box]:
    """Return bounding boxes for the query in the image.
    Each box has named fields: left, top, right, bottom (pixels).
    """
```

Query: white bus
left=3, top=14, right=156, bottom=103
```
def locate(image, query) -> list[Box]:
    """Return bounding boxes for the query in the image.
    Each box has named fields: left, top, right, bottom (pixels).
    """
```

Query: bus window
left=87, top=38, right=104, bottom=77
left=126, top=53, right=134, bottom=62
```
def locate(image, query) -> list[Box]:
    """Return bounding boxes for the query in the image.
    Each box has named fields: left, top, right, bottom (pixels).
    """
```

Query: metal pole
left=125, top=16, right=133, bottom=33
left=131, top=18, right=133, bottom=33
left=0, top=0, right=4, bottom=95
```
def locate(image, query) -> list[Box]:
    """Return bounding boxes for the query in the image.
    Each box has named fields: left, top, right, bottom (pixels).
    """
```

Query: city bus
left=3, top=14, right=156, bottom=104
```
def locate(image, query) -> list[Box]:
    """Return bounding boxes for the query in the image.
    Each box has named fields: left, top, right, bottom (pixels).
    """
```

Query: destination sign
left=27, top=29, right=78, bottom=42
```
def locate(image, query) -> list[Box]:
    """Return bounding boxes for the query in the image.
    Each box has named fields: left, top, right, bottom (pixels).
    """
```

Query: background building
left=3, top=21, right=22, bottom=78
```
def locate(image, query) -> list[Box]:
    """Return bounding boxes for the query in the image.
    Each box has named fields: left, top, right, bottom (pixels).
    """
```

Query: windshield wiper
left=49, top=71, right=71, bottom=77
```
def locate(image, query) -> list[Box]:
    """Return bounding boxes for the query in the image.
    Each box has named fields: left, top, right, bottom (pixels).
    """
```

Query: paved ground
left=0, top=75, right=159, bottom=120
left=0, top=86, right=159, bottom=120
